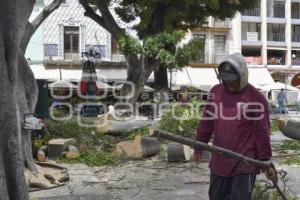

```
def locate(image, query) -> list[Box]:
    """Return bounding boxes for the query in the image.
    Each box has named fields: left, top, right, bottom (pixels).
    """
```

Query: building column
left=230, top=13, right=242, bottom=54
left=261, top=0, right=268, bottom=67
left=286, top=0, right=292, bottom=67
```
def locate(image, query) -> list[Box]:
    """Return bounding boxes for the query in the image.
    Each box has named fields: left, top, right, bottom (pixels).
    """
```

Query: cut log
left=277, top=118, right=300, bottom=140
left=112, top=135, right=160, bottom=159
left=37, top=151, right=46, bottom=162
left=130, top=135, right=160, bottom=159
left=48, top=138, right=76, bottom=158
left=96, top=119, right=157, bottom=135
left=37, top=145, right=48, bottom=162
left=167, top=143, right=194, bottom=162
left=65, top=145, right=80, bottom=159
left=112, top=140, right=133, bottom=158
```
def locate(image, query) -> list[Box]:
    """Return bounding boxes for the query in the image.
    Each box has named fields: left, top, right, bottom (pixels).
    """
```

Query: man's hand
left=264, top=167, right=278, bottom=183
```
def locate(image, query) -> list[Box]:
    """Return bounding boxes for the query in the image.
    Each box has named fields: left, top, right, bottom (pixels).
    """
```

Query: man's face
left=224, top=79, right=240, bottom=92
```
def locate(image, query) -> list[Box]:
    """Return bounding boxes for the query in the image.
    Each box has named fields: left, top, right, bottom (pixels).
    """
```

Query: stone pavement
left=29, top=164, right=113, bottom=200
left=93, top=157, right=210, bottom=200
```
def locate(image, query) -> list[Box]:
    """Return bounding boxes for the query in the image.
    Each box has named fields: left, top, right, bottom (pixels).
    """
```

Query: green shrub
left=271, top=119, right=280, bottom=133
left=44, top=119, right=118, bottom=166
left=125, top=127, right=149, bottom=140
left=159, top=100, right=202, bottom=138
left=252, top=183, right=298, bottom=200
left=274, top=140, right=300, bottom=151
left=57, top=148, right=116, bottom=166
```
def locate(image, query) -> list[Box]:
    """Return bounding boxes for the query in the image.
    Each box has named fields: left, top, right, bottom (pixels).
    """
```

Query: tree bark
left=17, top=55, right=38, bottom=172
left=17, top=0, right=64, bottom=173
left=0, top=0, right=35, bottom=199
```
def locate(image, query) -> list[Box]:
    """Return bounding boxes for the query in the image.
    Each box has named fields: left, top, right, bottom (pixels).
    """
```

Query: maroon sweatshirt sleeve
left=253, top=95, right=272, bottom=160
left=196, top=92, right=215, bottom=144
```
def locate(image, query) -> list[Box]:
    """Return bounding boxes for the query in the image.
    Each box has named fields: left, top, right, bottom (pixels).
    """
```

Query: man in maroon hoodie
left=195, top=53, right=275, bottom=200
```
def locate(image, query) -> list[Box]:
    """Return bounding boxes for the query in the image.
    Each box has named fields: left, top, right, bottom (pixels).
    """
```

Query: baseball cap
left=217, top=63, right=239, bottom=81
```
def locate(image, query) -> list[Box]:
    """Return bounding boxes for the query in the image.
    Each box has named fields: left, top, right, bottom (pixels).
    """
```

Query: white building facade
left=43, top=0, right=114, bottom=61
left=189, top=0, right=300, bottom=87
left=232, top=0, right=300, bottom=87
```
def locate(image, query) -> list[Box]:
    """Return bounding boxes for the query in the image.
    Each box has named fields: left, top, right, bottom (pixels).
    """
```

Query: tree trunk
left=17, top=55, right=38, bottom=172
left=121, top=55, right=154, bottom=107
left=154, top=66, right=170, bottom=108
left=154, top=66, right=169, bottom=90
left=0, top=0, right=35, bottom=199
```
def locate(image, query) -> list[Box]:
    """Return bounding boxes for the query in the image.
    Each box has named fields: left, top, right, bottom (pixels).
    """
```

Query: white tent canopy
left=30, top=64, right=155, bottom=82
left=261, top=82, right=300, bottom=91
left=171, top=67, right=275, bottom=91
left=48, top=80, right=77, bottom=89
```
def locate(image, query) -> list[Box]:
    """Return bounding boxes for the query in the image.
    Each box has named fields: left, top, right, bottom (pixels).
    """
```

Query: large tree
left=19, top=0, right=64, bottom=173
left=0, top=0, right=63, bottom=199
left=80, top=0, right=259, bottom=104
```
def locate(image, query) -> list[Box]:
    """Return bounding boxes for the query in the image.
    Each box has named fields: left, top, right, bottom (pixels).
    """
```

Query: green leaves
left=117, top=34, right=143, bottom=56
left=117, top=30, right=203, bottom=68
left=176, top=38, right=204, bottom=68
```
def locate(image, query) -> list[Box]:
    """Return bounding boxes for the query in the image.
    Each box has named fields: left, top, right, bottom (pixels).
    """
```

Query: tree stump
left=131, top=135, right=160, bottom=159
left=167, top=143, right=193, bottom=162
left=112, top=135, right=160, bottom=159
left=48, top=138, right=76, bottom=158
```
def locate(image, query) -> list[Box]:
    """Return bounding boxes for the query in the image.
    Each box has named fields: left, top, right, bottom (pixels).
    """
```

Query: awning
left=171, top=67, right=275, bottom=92
left=30, top=65, right=60, bottom=81
left=261, top=82, right=300, bottom=91
left=30, top=64, right=154, bottom=82
left=48, top=80, right=77, bottom=89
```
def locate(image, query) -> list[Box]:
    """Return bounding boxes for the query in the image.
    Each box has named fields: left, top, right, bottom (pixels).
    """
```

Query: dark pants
left=209, top=173, right=256, bottom=200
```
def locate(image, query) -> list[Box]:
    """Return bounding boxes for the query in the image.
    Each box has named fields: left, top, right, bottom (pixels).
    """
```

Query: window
left=214, top=35, right=226, bottom=63
left=64, top=26, right=80, bottom=60
left=273, top=1, right=285, bottom=18
left=214, top=35, right=226, bottom=54
left=193, top=34, right=206, bottom=63
left=267, top=24, right=285, bottom=41
left=292, top=2, right=300, bottom=19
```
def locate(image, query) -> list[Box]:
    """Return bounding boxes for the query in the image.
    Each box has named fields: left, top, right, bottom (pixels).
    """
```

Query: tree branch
left=79, top=0, right=107, bottom=30
left=21, top=0, right=64, bottom=52
left=94, top=0, right=123, bottom=37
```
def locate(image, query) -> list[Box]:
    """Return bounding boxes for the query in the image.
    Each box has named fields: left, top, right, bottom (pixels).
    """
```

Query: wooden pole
left=150, top=128, right=272, bottom=168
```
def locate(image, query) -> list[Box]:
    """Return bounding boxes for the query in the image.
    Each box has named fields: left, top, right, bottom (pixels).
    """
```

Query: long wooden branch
left=150, top=128, right=272, bottom=168
left=21, top=0, right=64, bottom=52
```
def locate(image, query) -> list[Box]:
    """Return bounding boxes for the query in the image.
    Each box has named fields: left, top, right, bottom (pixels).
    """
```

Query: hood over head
left=218, top=53, right=248, bottom=92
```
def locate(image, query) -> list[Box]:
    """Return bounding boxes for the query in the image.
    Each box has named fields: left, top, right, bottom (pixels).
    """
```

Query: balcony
left=243, top=32, right=261, bottom=41
left=292, top=57, right=300, bottom=65
left=242, top=8, right=260, bottom=16
left=267, top=57, right=285, bottom=65
left=212, top=19, right=231, bottom=29
left=267, top=49, right=286, bottom=66
left=244, top=56, right=262, bottom=65
left=267, top=33, right=285, bottom=42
